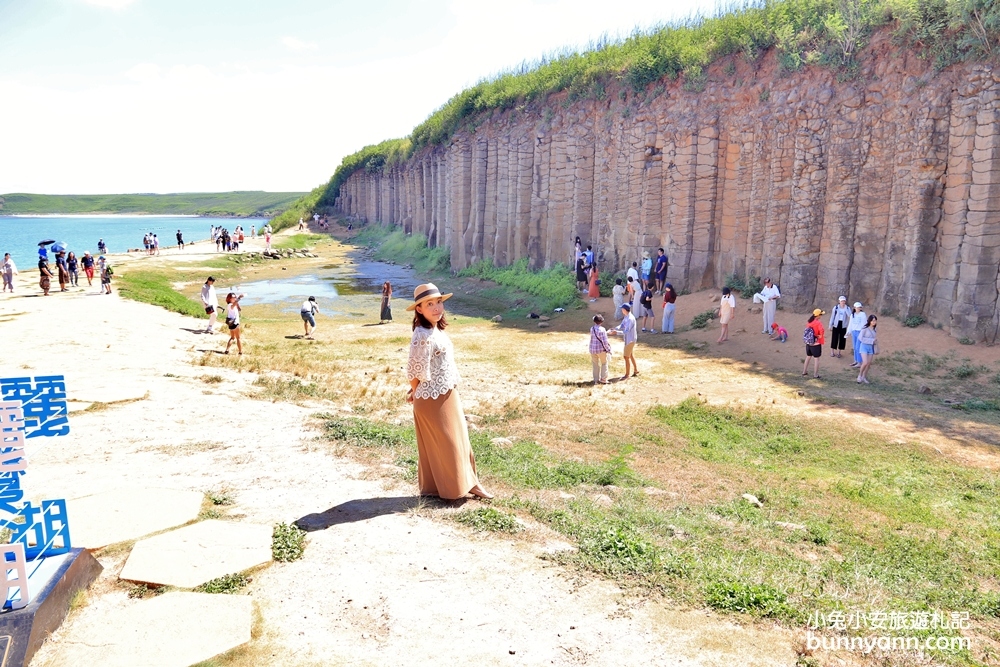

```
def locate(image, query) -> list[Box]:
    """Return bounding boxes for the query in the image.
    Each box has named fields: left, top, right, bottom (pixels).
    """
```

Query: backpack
left=803, top=325, right=815, bottom=345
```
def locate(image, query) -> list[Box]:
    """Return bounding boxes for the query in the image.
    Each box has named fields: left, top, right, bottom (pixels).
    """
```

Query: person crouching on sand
left=405, top=283, right=493, bottom=500
left=301, top=296, right=318, bottom=338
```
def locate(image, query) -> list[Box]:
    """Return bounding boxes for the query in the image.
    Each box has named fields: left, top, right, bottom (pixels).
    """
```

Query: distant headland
left=0, top=191, right=307, bottom=218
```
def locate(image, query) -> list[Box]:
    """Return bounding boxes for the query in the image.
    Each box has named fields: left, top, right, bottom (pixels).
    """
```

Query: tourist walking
left=2, top=253, right=18, bottom=292
left=612, top=278, right=625, bottom=320
left=301, top=296, right=319, bottom=338
left=847, top=302, right=867, bottom=368
left=587, top=264, right=600, bottom=302
left=81, top=252, right=94, bottom=285
left=856, top=315, right=879, bottom=384
left=250, top=225, right=255, bottom=238
left=264, top=231, right=272, bottom=252
left=176, top=230, right=185, bottom=249
left=38, top=249, right=53, bottom=296
left=380, top=281, right=393, bottom=323
left=717, top=287, right=736, bottom=343
left=638, top=281, right=655, bottom=332
left=201, top=276, right=219, bottom=334
left=405, top=283, right=492, bottom=500
left=55, top=252, right=69, bottom=292
left=101, top=263, right=113, bottom=294
left=828, top=296, right=851, bottom=358
left=609, top=303, right=638, bottom=379
left=654, top=248, right=668, bottom=294
left=661, top=283, right=676, bottom=333
left=224, top=292, right=245, bottom=355
left=67, top=252, right=79, bottom=287
left=97, top=238, right=106, bottom=254
left=589, top=314, right=612, bottom=385
left=803, top=309, right=826, bottom=379
left=760, top=277, right=781, bottom=333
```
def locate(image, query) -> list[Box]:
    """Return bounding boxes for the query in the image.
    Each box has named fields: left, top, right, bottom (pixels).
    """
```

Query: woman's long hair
left=865, top=315, right=877, bottom=328
left=808, top=314, right=817, bottom=323
left=413, top=310, right=447, bottom=331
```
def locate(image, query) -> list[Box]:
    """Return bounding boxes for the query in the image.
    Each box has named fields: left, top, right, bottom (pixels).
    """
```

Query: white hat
left=853, top=302, right=863, bottom=309
left=838, top=296, right=847, bottom=302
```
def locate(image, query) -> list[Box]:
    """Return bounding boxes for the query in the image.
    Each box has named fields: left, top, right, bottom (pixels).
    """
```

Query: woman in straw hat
left=406, top=283, right=493, bottom=500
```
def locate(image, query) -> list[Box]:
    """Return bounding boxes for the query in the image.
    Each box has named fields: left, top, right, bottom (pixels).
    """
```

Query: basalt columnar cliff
left=333, top=37, right=1000, bottom=343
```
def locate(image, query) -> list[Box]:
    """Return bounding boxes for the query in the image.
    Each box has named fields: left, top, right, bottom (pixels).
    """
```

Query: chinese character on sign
left=0, top=376, right=69, bottom=438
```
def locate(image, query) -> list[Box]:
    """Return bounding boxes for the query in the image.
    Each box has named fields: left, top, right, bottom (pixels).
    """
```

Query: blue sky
left=1, top=0, right=719, bottom=194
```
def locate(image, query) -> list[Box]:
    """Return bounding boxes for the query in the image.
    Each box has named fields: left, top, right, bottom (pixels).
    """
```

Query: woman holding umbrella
left=37, top=248, right=53, bottom=296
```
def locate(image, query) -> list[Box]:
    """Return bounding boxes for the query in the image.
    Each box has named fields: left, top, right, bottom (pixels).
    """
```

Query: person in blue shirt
left=654, top=248, right=668, bottom=294
left=640, top=252, right=653, bottom=289
left=608, top=303, right=639, bottom=379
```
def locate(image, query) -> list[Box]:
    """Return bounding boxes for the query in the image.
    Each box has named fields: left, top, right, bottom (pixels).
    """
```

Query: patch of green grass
left=252, top=376, right=326, bottom=402
left=724, top=272, right=763, bottom=300
left=950, top=362, right=986, bottom=379
left=195, top=572, right=251, bottom=594
left=958, top=337, right=975, bottom=345
left=274, top=233, right=325, bottom=250
left=208, top=492, right=235, bottom=506
left=459, top=257, right=579, bottom=312
left=455, top=507, right=522, bottom=533
left=355, top=226, right=451, bottom=274
left=117, top=271, right=205, bottom=318
left=272, top=522, right=306, bottom=562
left=959, top=398, right=1000, bottom=411
left=903, top=315, right=927, bottom=327
left=706, top=580, right=792, bottom=618
left=689, top=310, right=716, bottom=329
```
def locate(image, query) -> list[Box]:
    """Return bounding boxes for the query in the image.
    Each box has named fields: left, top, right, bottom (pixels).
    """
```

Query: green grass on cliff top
left=0, top=191, right=306, bottom=217
left=305, top=0, right=1000, bottom=214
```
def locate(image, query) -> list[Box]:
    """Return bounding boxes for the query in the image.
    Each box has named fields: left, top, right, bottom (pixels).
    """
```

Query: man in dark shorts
left=176, top=230, right=184, bottom=249
left=654, top=247, right=668, bottom=294
left=803, top=309, right=826, bottom=379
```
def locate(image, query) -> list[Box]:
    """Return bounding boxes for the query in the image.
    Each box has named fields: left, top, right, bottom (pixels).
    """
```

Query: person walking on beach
left=609, top=303, right=638, bottom=379
left=55, top=252, right=69, bottom=292
left=589, top=314, right=612, bottom=385
left=97, top=238, right=106, bottom=255
left=264, top=231, right=272, bottom=253
left=101, top=263, right=113, bottom=294
left=760, top=277, right=780, bottom=333
left=380, top=281, right=393, bottom=323
left=81, top=252, right=95, bottom=285
left=143, top=234, right=150, bottom=255
left=176, top=230, right=185, bottom=249
left=406, top=283, right=493, bottom=500
left=847, top=302, right=867, bottom=368
left=201, top=276, right=219, bottom=334
left=38, top=249, right=53, bottom=296
left=828, top=296, right=851, bottom=358
left=654, top=248, right=668, bottom=294
left=856, top=315, right=879, bottom=384
left=612, top=278, right=625, bottom=320
left=717, top=287, right=736, bottom=343
left=301, top=296, right=319, bottom=338
left=224, top=292, right=245, bottom=354
left=587, top=264, right=600, bottom=302
left=67, top=252, right=79, bottom=287
left=661, top=283, right=676, bottom=333
left=3, top=253, right=18, bottom=292
left=250, top=225, right=256, bottom=238
left=803, top=309, right=826, bottom=379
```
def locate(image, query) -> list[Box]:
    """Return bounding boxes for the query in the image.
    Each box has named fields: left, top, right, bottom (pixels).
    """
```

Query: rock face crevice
left=335, top=46, right=1000, bottom=343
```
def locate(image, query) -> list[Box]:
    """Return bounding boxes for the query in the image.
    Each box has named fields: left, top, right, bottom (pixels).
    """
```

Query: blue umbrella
left=50, top=241, right=67, bottom=253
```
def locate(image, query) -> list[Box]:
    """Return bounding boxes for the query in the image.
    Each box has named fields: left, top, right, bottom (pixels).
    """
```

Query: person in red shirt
left=803, top=309, right=826, bottom=379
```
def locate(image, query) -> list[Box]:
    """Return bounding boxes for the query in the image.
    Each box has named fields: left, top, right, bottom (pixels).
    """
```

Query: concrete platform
left=67, top=488, right=203, bottom=549
left=0, top=549, right=102, bottom=667
left=37, top=591, right=252, bottom=667
left=119, top=520, right=272, bottom=588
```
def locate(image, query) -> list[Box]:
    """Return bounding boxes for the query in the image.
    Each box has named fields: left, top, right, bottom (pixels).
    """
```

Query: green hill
left=0, top=191, right=307, bottom=217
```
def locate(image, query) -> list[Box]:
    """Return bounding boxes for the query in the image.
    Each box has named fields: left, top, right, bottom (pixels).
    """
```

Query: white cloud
left=125, top=63, right=161, bottom=82
left=82, top=0, right=137, bottom=9
left=281, top=36, right=318, bottom=52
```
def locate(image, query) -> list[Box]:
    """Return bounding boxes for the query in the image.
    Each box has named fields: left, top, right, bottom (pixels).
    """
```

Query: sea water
left=0, top=215, right=268, bottom=266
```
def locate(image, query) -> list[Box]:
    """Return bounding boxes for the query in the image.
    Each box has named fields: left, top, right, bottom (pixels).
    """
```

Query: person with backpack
left=803, top=309, right=826, bottom=379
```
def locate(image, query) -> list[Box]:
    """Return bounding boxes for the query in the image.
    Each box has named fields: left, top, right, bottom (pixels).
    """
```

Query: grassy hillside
left=0, top=191, right=307, bottom=217
left=310, top=0, right=999, bottom=211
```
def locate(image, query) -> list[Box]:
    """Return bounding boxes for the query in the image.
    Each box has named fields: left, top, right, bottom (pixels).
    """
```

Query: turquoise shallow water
left=0, top=215, right=267, bottom=266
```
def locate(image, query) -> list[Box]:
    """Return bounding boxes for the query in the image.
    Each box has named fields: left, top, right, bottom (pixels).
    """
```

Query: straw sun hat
left=406, top=283, right=453, bottom=311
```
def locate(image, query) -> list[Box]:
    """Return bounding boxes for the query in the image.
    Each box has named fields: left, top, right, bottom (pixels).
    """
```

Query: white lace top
left=407, top=326, right=461, bottom=400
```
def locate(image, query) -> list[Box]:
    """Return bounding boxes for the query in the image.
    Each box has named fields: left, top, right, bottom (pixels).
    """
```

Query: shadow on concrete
left=295, top=495, right=434, bottom=531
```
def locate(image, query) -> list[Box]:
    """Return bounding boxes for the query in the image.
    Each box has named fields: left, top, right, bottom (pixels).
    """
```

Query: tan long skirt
left=412, top=388, right=480, bottom=500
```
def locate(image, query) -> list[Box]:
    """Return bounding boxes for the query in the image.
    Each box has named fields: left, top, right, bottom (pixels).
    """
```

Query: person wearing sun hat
left=405, top=283, right=493, bottom=501
left=803, top=308, right=826, bottom=379
left=828, top=296, right=852, bottom=358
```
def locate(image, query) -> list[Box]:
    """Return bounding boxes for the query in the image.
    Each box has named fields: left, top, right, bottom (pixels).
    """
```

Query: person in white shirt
left=301, top=296, right=319, bottom=338
left=760, top=277, right=781, bottom=333
left=626, top=262, right=639, bottom=288
left=847, top=302, right=868, bottom=368
left=201, top=276, right=219, bottom=334
left=827, top=296, right=852, bottom=358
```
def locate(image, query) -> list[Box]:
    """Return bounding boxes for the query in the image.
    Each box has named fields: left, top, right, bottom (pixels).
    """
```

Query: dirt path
left=2, top=254, right=802, bottom=665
